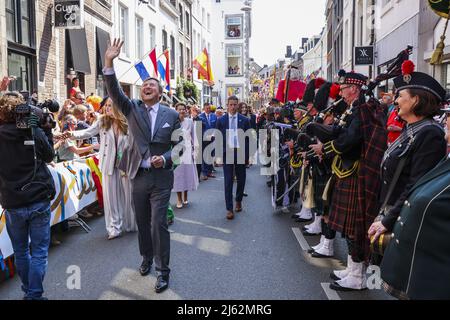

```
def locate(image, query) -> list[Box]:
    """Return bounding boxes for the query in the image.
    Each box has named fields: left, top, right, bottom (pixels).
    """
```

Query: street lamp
left=241, top=0, right=252, bottom=103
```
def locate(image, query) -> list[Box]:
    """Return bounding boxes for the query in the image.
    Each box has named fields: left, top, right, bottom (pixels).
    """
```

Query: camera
left=14, top=91, right=59, bottom=130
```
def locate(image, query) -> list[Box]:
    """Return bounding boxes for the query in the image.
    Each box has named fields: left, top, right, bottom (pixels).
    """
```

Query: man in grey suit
left=103, top=39, right=182, bottom=293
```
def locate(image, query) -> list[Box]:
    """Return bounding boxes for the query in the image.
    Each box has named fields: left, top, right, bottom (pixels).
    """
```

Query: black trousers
left=132, top=170, right=171, bottom=277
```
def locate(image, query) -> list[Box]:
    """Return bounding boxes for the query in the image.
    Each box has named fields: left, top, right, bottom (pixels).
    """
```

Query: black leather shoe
left=295, top=217, right=313, bottom=223
left=311, top=251, right=333, bottom=258
left=139, top=260, right=152, bottom=276
left=303, top=229, right=320, bottom=236
left=155, top=275, right=169, bottom=293
left=329, top=281, right=367, bottom=292
left=329, top=272, right=341, bottom=281
left=243, top=192, right=248, bottom=197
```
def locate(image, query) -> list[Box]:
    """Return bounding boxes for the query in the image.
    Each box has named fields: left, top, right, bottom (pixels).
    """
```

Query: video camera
left=14, top=91, right=59, bottom=130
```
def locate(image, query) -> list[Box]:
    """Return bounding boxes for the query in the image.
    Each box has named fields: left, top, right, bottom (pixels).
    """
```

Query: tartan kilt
left=328, top=172, right=359, bottom=236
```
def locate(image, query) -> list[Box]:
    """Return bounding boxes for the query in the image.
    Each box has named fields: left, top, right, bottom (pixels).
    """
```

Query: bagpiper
left=309, top=71, right=387, bottom=291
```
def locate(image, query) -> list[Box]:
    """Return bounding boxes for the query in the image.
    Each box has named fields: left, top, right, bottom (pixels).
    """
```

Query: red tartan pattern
left=328, top=173, right=359, bottom=236
left=328, top=99, right=387, bottom=261
left=357, top=99, right=388, bottom=260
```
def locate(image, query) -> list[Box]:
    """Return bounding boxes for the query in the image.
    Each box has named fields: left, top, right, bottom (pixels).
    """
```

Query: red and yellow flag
left=193, top=48, right=214, bottom=84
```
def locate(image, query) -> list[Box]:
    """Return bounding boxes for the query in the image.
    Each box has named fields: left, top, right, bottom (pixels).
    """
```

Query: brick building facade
left=1, top=0, right=112, bottom=103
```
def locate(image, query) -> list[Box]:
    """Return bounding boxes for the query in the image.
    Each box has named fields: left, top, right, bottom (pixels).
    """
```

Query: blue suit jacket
left=216, top=113, right=251, bottom=162
left=199, top=112, right=218, bottom=133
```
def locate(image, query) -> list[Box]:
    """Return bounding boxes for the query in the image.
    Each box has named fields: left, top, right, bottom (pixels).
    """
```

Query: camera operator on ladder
left=0, top=91, right=56, bottom=300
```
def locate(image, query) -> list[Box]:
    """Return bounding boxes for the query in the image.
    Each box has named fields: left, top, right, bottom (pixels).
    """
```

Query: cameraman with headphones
left=0, top=91, right=55, bottom=300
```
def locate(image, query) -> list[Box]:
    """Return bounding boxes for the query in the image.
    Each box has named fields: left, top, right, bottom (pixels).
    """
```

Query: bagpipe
left=302, top=46, right=414, bottom=160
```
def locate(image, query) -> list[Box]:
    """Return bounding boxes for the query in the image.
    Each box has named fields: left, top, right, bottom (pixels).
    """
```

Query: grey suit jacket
left=104, top=73, right=182, bottom=188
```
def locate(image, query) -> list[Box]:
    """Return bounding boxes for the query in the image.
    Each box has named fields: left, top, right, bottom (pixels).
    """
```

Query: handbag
left=370, top=156, right=407, bottom=256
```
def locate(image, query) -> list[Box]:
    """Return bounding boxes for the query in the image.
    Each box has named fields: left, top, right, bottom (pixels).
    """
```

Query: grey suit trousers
left=132, top=169, right=171, bottom=277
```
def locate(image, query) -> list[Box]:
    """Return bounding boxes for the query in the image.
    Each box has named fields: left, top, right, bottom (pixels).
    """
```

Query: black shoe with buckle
left=155, top=275, right=169, bottom=293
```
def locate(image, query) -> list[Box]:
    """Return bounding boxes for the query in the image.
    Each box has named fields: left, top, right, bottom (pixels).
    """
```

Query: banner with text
left=0, top=159, right=98, bottom=260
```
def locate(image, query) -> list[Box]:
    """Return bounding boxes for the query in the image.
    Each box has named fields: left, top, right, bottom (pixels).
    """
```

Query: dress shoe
left=155, top=275, right=169, bottom=293
left=243, top=192, right=248, bottom=197
left=330, top=272, right=341, bottom=281
left=235, top=202, right=242, bottom=212
left=226, top=211, right=235, bottom=220
left=139, top=259, right=152, bottom=276
left=329, top=281, right=367, bottom=292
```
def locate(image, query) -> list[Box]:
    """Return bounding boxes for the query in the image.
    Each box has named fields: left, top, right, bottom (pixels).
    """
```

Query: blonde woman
left=64, top=97, right=137, bottom=239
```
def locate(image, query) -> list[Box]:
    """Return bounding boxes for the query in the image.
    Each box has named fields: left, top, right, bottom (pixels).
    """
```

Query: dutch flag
left=157, top=50, right=171, bottom=91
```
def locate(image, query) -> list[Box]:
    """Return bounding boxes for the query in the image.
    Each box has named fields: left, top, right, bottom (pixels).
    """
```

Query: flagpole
left=117, top=45, right=158, bottom=82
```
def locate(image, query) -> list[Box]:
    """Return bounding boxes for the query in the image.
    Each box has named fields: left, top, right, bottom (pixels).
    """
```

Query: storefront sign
left=54, top=0, right=84, bottom=29
left=355, top=46, right=374, bottom=65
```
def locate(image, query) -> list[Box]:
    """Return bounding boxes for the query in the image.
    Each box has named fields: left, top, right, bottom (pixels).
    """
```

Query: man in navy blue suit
left=216, top=96, right=251, bottom=220
left=199, top=102, right=217, bottom=180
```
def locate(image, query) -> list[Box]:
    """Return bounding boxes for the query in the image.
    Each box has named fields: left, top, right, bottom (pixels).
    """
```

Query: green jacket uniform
left=381, top=157, right=450, bottom=299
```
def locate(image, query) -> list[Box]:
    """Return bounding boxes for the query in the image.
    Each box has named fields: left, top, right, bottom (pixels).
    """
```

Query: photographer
left=0, top=92, right=56, bottom=300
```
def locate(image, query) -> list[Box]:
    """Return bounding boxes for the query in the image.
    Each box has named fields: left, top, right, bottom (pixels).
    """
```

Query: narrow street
left=0, top=166, right=391, bottom=300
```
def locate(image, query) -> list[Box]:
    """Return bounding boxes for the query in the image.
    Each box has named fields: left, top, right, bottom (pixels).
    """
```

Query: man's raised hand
left=104, top=38, right=124, bottom=68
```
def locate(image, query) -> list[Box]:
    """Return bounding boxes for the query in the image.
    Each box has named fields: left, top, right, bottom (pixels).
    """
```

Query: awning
left=96, top=27, right=110, bottom=69
left=67, top=29, right=91, bottom=74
